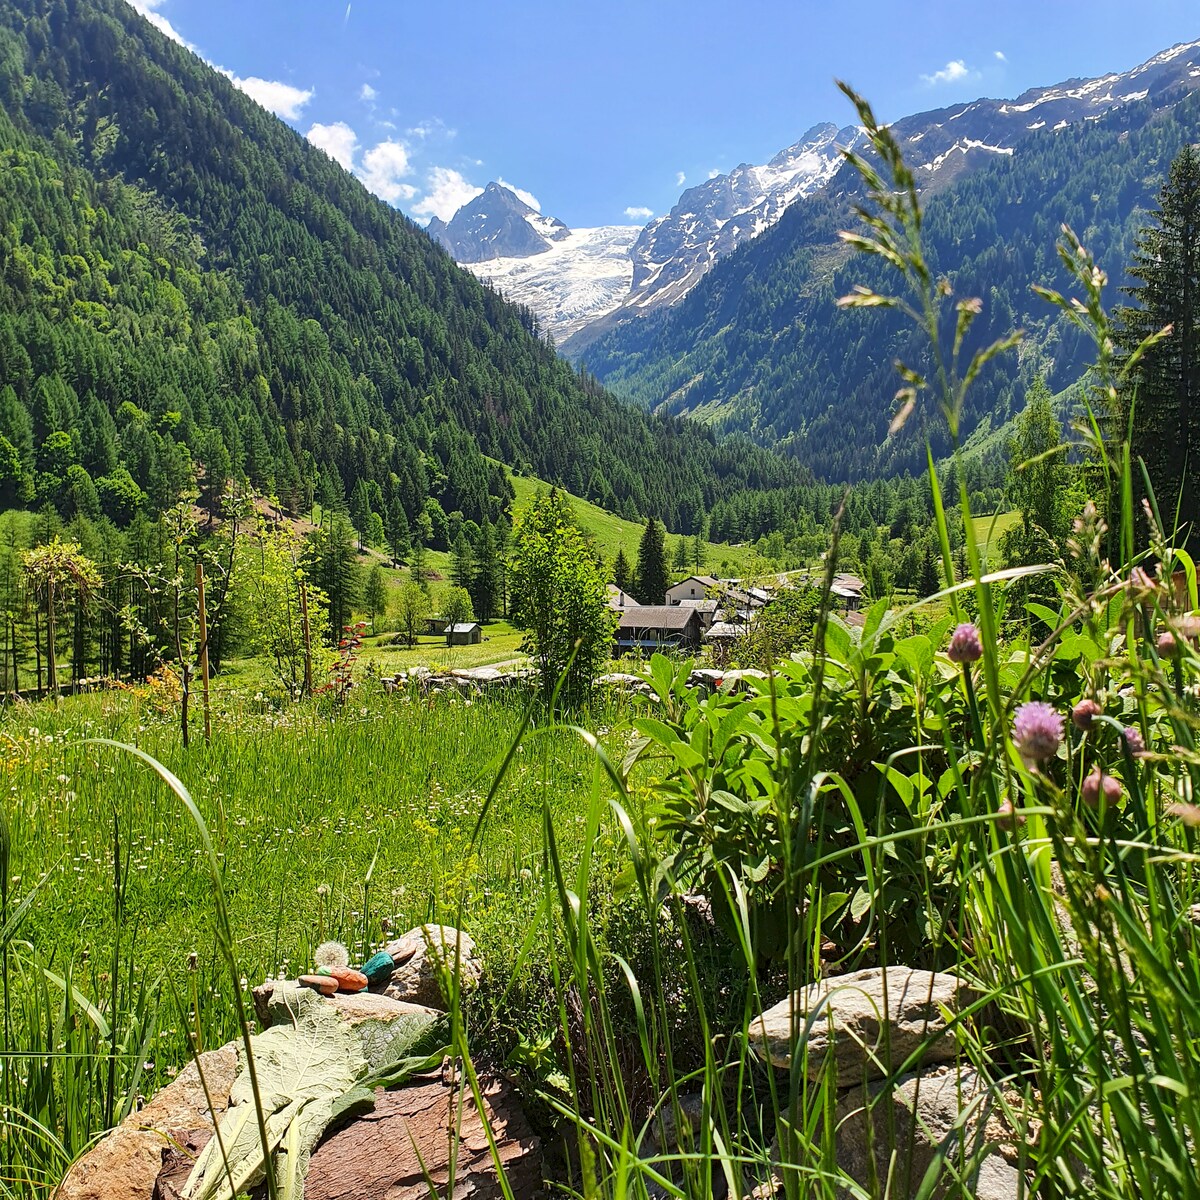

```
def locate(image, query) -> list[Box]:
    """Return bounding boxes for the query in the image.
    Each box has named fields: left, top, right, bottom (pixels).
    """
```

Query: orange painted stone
left=329, top=966, right=368, bottom=993
left=299, top=974, right=338, bottom=996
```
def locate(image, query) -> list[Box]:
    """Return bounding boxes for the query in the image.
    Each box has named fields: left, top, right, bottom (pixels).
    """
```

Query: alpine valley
left=438, top=38, right=1200, bottom=479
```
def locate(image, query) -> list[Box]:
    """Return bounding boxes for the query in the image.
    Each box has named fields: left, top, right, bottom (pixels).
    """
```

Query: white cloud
left=229, top=74, right=314, bottom=119
left=411, top=168, right=484, bottom=222
left=307, top=121, right=359, bottom=170
left=497, top=178, right=541, bottom=210
left=994, top=50, right=1007, bottom=62
left=921, top=59, right=975, bottom=87
left=360, top=140, right=417, bottom=203
left=406, top=119, right=455, bottom=141
left=624, top=205, right=654, bottom=220
left=124, top=0, right=195, bottom=49
left=359, top=83, right=377, bottom=102
left=707, top=168, right=722, bottom=179
left=675, top=171, right=687, bottom=187
left=127, top=3, right=315, bottom=123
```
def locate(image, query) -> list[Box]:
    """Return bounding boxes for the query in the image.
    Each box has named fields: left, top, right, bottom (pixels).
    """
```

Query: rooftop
left=616, top=605, right=700, bottom=631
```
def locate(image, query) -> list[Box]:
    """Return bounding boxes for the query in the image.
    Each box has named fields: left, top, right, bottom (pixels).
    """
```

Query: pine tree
left=633, top=518, right=668, bottom=606
left=691, top=530, right=707, bottom=572
left=672, top=535, right=690, bottom=570
left=613, top=547, right=632, bottom=593
left=1118, top=144, right=1200, bottom=547
left=917, top=541, right=940, bottom=599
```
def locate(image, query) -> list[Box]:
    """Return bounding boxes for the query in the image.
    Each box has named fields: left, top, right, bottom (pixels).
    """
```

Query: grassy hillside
left=507, top=470, right=763, bottom=578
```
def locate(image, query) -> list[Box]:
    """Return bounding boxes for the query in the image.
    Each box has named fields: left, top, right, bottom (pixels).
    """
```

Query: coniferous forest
left=0, top=0, right=803, bottom=541
left=5, top=5, right=1200, bottom=1199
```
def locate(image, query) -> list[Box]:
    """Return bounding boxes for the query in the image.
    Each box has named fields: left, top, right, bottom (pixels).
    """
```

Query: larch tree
left=471, top=522, right=499, bottom=621
left=308, top=514, right=361, bottom=643
left=21, top=537, right=101, bottom=697
left=395, top=581, right=430, bottom=648
left=509, top=489, right=613, bottom=703
left=441, top=586, right=474, bottom=643
left=1118, top=143, right=1200, bottom=547
left=364, top=564, right=389, bottom=635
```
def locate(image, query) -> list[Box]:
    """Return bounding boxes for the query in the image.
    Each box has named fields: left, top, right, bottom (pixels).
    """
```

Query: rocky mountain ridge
left=434, top=39, right=1200, bottom=351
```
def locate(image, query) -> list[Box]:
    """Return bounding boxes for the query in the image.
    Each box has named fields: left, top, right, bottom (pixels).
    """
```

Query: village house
left=606, top=585, right=640, bottom=611
left=675, top=597, right=719, bottom=630
left=446, top=622, right=482, bottom=646
left=665, top=575, right=719, bottom=606
left=614, top=605, right=703, bottom=655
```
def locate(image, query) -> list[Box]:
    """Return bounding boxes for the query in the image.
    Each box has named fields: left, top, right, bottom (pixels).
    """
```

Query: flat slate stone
left=748, top=966, right=968, bottom=1085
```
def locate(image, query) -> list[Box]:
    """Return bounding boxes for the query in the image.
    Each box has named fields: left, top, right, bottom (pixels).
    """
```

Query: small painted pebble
left=361, top=951, right=395, bottom=987
left=298, top=974, right=337, bottom=996
left=329, top=966, right=369, bottom=993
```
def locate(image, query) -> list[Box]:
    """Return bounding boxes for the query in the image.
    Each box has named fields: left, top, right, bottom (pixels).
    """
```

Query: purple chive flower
left=1122, top=726, right=1147, bottom=758
left=947, top=622, right=983, bottom=664
left=1157, top=630, right=1179, bottom=657
left=1013, top=701, right=1064, bottom=763
left=1072, top=699, right=1102, bottom=731
left=1081, top=765, right=1122, bottom=809
left=996, top=799, right=1026, bottom=830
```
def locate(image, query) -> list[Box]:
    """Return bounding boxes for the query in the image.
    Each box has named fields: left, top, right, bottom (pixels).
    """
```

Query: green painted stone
left=361, top=950, right=394, bottom=987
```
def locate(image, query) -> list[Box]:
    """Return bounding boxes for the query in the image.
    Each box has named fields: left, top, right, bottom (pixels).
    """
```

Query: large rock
left=748, top=967, right=968, bottom=1086
left=384, top=924, right=482, bottom=1010
left=54, top=1044, right=238, bottom=1200
left=154, top=1074, right=541, bottom=1200
left=832, top=1065, right=1022, bottom=1200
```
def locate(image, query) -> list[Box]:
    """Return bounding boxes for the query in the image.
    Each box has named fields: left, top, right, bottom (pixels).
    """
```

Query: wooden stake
left=196, top=562, right=211, bottom=746
left=300, top=581, right=313, bottom=698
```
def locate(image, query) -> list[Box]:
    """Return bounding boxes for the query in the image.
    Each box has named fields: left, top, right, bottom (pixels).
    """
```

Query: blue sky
left=129, top=0, right=1199, bottom=228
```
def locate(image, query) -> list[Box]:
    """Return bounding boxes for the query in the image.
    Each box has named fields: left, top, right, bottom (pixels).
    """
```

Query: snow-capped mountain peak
left=435, top=39, right=1200, bottom=350
left=427, top=182, right=569, bottom=264
left=623, top=122, right=861, bottom=310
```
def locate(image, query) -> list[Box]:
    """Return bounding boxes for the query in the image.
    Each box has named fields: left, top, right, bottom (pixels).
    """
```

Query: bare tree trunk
left=196, top=562, right=211, bottom=745
left=46, top=579, right=57, bottom=702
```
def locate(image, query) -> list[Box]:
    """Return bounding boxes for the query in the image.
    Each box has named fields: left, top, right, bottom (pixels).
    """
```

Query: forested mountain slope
left=0, top=0, right=802, bottom=534
left=578, top=81, right=1200, bottom=481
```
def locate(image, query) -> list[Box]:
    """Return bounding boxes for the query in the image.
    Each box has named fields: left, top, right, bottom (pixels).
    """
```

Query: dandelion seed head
left=314, top=940, right=350, bottom=970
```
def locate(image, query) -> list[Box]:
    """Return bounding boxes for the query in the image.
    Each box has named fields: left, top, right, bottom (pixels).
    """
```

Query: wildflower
left=1158, top=630, right=1179, bottom=656
left=1122, top=726, right=1147, bottom=758
left=1072, top=699, right=1102, bottom=730
left=1167, top=801, right=1200, bottom=827
left=316, top=884, right=330, bottom=898
left=1081, top=765, right=1121, bottom=808
left=314, top=941, right=350, bottom=970
left=947, top=623, right=983, bottom=664
left=996, top=799, right=1026, bottom=829
left=1178, top=614, right=1200, bottom=643
left=1013, top=701, right=1064, bottom=763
